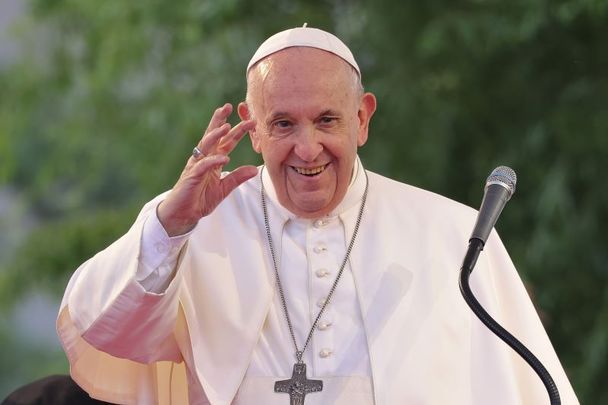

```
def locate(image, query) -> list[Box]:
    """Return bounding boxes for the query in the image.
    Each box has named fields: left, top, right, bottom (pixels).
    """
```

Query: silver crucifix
left=274, top=363, right=323, bottom=405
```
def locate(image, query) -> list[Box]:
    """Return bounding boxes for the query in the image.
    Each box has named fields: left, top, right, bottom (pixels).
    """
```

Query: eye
left=318, top=116, right=339, bottom=128
left=273, top=120, right=292, bottom=129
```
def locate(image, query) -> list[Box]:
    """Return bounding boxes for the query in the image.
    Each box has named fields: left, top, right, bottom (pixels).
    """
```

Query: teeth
left=294, top=165, right=326, bottom=175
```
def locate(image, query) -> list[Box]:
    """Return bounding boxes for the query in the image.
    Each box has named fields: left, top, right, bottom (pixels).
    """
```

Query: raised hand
left=157, top=103, right=258, bottom=236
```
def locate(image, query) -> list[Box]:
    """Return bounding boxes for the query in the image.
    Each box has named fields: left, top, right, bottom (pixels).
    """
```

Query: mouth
left=292, top=164, right=328, bottom=177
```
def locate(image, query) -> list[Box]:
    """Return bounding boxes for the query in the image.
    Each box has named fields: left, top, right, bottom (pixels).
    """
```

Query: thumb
left=220, top=166, right=259, bottom=197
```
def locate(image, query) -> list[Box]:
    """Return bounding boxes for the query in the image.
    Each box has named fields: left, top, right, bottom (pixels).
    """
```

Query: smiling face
left=239, top=47, right=376, bottom=218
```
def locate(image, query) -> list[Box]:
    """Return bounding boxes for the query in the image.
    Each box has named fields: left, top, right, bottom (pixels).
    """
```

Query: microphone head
left=485, top=166, right=517, bottom=199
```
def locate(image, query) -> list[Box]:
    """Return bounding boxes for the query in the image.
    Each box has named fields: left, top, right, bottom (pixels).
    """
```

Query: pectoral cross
left=274, top=363, right=323, bottom=405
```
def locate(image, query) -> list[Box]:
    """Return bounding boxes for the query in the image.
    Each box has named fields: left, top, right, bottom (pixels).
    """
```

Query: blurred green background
left=1, top=0, right=606, bottom=402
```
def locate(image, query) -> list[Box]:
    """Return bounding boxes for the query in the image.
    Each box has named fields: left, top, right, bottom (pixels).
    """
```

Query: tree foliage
left=1, top=0, right=606, bottom=402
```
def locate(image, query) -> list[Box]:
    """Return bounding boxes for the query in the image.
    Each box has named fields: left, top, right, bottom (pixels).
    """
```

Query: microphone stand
left=459, top=238, right=561, bottom=405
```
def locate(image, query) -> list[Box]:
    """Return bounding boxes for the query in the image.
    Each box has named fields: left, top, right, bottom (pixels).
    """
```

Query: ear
left=356, top=92, right=377, bottom=147
left=238, top=102, right=261, bottom=153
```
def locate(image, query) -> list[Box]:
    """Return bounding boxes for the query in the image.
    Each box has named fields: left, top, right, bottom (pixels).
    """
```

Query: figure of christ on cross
left=274, top=363, right=323, bottom=405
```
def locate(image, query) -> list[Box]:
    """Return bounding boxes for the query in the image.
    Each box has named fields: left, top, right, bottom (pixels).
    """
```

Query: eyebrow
left=268, top=111, right=290, bottom=121
left=265, top=109, right=343, bottom=124
left=318, top=109, right=341, bottom=117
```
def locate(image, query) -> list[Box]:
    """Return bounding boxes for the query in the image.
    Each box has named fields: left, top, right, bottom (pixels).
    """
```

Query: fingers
left=192, top=118, right=255, bottom=163
left=184, top=104, right=257, bottom=187
left=187, top=154, right=230, bottom=179
left=189, top=104, right=233, bottom=162
left=186, top=155, right=257, bottom=192
left=206, top=103, right=233, bottom=135
left=216, top=119, right=256, bottom=155
left=194, top=122, right=232, bottom=158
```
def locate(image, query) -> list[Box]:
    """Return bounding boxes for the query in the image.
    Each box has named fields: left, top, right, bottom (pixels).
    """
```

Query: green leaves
left=1, top=0, right=607, bottom=401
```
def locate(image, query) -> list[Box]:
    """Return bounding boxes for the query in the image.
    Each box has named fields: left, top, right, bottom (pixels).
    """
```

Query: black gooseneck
left=459, top=166, right=560, bottom=405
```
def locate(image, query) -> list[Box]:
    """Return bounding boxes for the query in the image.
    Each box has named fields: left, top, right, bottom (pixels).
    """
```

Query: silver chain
left=260, top=168, right=369, bottom=364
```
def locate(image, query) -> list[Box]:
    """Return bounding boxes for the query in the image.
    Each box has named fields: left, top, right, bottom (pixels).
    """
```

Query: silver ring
left=192, top=146, right=204, bottom=159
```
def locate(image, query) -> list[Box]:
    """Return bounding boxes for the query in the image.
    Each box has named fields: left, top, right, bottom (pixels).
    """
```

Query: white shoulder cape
left=57, top=168, right=579, bottom=404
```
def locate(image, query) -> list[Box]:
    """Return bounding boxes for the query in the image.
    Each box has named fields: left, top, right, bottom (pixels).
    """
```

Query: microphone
left=459, top=166, right=561, bottom=404
left=461, top=166, right=517, bottom=273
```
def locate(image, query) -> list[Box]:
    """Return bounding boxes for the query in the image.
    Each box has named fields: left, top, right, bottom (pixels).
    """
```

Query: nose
left=294, top=127, right=323, bottom=162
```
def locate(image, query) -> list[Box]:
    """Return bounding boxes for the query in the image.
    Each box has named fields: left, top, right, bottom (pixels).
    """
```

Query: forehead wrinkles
left=246, top=48, right=360, bottom=117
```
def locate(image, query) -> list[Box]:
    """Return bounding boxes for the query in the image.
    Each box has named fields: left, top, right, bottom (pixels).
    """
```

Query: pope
left=57, top=26, right=579, bottom=404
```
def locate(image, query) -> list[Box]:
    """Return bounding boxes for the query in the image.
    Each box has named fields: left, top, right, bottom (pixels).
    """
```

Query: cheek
left=330, top=134, right=359, bottom=160
left=261, top=139, right=291, bottom=166
left=255, top=131, right=273, bottom=156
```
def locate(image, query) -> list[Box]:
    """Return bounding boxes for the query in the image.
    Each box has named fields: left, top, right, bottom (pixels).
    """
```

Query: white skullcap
left=247, top=24, right=360, bottom=77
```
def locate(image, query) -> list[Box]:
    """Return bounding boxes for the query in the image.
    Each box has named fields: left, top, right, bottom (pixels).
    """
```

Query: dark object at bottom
left=2, top=374, right=116, bottom=405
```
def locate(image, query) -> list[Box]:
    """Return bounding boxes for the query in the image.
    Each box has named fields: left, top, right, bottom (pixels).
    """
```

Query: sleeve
left=56, top=193, right=192, bottom=404
left=137, top=206, right=191, bottom=293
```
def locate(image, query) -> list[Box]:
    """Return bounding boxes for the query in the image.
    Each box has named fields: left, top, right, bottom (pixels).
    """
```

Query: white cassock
left=57, top=158, right=579, bottom=404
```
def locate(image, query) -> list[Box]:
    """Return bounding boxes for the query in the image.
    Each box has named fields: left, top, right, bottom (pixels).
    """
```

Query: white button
left=317, top=297, right=327, bottom=308
left=155, top=242, right=167, bottom=253
left=313, top=219, right=326, bottom=228
left=318, top=321, right=332, bottom=331
left=315, top=268, right=330, bottom=278
left=313, top=245, right=327, bottom=253
left=319, top=348, right=333, bottom=358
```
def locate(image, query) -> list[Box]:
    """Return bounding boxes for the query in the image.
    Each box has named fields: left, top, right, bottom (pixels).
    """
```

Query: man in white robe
left=57, top=26, right=579, bottom=404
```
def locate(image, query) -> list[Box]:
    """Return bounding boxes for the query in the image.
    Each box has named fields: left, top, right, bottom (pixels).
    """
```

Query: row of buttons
left=314, top=216, right=334, bottom=359
left=316, top=298, right=333, bottom=358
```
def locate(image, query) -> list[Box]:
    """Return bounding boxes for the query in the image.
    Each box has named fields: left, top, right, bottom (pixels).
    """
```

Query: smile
left=292, top=164, right=328, bottom=176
